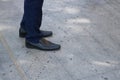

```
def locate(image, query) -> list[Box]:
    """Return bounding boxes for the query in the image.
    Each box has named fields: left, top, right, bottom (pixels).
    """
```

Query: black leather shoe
left=26, top=38, right=61, bottom=51
left=19, top=28, right=53, bottom=38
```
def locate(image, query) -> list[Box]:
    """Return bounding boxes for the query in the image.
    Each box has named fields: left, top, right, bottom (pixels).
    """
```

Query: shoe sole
left=19, top=33, right=53, bottom=38
left=26, top=42, right=61, bottom=51
left=19, top=33, right=26, bottom=38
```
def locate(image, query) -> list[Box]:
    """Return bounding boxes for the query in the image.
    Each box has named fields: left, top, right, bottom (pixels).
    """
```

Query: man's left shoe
left=26, top=38, right=61, bottom=51
left=19, top=28, right=53, bottom=38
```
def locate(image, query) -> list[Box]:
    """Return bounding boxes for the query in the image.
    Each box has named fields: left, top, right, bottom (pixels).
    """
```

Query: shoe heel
left=19, top=28, right=26, bottom=38
left=19, top=32, right=26, bottom=38
left=25, top=42, right=35, bottom=48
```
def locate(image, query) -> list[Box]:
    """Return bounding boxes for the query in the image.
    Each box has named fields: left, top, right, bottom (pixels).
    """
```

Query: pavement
left=0, top=0, right=120, bottom=80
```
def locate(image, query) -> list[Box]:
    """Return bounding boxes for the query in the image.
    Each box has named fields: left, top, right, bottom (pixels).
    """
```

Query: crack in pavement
left=0, top=31, right=29, bottom=80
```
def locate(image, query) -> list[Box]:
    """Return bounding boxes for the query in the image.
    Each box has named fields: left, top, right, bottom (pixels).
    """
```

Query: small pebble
left=47, top=60, right=50, bottom=63
left=2, top=73, right=6, bottom=76
left=104, top=77, right=108, bottom=80
left=70, top=58, right=73, bottom=60
left=10, top=70, right=12, bottom=72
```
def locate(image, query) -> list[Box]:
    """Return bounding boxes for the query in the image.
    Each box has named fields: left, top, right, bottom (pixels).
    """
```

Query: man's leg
left=20, top=0, right=52, bottom=38
left=21, top=0, right=44, bottom=43
left=20, top=0, right=61, bottom=50
left=20, top=0, right=44, bottom=28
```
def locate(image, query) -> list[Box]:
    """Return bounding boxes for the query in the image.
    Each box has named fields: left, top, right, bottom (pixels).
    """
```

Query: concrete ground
left=0, top=0, right=120, bottom=80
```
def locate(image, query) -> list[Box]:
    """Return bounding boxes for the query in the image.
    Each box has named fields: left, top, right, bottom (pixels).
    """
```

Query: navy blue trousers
left=21, top=0, right=44, bottom=43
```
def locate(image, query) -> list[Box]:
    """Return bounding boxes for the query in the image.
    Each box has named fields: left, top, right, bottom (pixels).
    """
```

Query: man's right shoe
left=19, top=27, right=53, bottom=38
left=26, top=38, right=61, bottom=51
